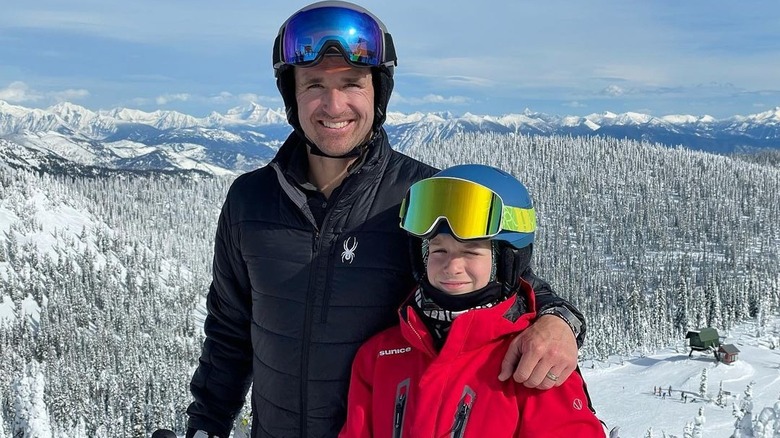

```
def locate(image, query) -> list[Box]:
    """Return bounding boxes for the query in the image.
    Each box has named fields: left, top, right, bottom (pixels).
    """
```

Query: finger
left=520, top=361, right=555, bottom=389
left=552, top=364, right=576, bottom=387
left=498, top=337, right=524, bottom=382
left=511, top=346, right=544, bottom=385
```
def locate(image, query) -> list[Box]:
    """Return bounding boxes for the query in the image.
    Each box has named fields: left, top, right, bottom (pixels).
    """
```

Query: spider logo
left=341, top=237, right=358, bottom=264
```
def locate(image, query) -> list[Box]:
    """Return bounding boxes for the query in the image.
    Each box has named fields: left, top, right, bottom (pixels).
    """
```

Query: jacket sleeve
left=515, top=370, right=606, bottom=437
left=186, top=195, right=254, bottom=437
left=521, top=267, right=587, bottom=348
left=338, top=342, right=376, bottom=438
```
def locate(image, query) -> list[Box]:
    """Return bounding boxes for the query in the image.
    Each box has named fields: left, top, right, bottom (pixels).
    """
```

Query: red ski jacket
left=339, top=280, right=605, bottom=438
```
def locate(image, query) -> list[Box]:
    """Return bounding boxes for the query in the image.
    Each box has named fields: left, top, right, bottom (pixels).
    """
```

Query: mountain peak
left=222, top=102, right=286, bottom=125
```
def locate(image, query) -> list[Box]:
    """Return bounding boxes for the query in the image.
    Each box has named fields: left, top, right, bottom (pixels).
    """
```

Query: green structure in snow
left=686, top=327, right=721, bottom=360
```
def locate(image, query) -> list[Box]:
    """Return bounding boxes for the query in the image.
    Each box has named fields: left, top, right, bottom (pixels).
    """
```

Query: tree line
left=0, top=133, right=778, bottom=436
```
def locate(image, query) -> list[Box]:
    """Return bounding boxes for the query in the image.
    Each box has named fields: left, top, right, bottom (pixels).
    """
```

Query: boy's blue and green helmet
left=400, top=164, right=536, bottom=250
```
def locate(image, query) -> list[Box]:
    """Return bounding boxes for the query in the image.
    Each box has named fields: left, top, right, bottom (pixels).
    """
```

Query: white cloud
left=392, top=93, right=471, bottom=106
left=564, top=101, right=587, bottom=108
left=131, top=97, right=152, bottom=106
left=0, top=81, right=88, bottom=104
left=209, top=92, right=236, bottom=103
left=155, top=93, right=190, bottom=105
left=207, top=92, right=281, bottom=107
left=51, top=88, right=90, bottom=102
left=601, top=85, right=625, bottom=97
left=0, top=81, right=43, bottom=103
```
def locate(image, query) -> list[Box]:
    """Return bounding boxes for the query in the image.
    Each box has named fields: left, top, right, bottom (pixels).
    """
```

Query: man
left=186, top=2, right=586, bottom=437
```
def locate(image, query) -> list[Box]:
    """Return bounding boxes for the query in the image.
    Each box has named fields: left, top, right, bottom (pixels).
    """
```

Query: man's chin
left=309, top=143, right=356, bottom=157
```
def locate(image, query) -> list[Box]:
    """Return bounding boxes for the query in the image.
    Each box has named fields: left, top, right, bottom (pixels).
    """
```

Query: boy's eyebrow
left=461, top=241, right=490, bottom=249
left=429, top=238, right=489, bottom=249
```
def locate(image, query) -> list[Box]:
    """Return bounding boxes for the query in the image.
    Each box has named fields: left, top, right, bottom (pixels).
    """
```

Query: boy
left=339, top=164, right=604, bottom=437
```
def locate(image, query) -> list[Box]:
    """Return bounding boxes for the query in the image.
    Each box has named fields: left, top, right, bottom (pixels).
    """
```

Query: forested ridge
left=0, top=133, right=778, bottom=436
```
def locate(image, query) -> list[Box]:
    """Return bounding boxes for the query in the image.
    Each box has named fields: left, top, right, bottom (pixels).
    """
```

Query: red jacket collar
left=398, top=279, right=537, bottom=359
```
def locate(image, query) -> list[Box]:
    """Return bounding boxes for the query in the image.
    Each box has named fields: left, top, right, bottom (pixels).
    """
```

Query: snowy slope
left=584, top=318, right=780, bottom=437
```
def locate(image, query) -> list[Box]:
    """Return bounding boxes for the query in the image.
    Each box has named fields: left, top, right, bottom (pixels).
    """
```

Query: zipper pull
left=451, top=387, right=476, bottom=438
left=393, top=378, right=410, bottom=438
left=394, top=393, right=406, bottom=428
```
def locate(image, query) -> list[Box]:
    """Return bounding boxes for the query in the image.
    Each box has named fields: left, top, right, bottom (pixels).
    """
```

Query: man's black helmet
left=272, top=1, right=397, bottom=145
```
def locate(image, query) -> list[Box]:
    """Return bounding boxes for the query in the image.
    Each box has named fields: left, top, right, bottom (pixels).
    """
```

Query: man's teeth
left=322, top=121, right=349, bottom=129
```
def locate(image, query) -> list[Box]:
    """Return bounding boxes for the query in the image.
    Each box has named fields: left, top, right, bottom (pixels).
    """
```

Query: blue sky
left=1, top=0, right=779, bottom=118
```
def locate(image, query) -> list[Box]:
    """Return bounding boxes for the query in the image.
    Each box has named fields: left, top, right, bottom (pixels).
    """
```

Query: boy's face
left=426, top=233, right=493, bottom=295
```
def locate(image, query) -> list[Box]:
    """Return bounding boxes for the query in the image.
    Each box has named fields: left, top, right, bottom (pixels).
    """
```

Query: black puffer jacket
left=187, top=129, right=584, bottom=438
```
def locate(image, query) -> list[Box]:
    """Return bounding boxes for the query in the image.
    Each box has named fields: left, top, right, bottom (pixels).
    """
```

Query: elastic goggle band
left=274, top=6, right=395, bottom=69
left=399, top=177, right=536, bottom=240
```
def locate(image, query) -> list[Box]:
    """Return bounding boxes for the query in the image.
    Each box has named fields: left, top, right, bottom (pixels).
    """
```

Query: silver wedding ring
left=545, top=371, right=559, bottom=382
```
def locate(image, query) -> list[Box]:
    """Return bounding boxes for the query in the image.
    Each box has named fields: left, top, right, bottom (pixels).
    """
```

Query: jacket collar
left=399, top=279, right=537, bottom=359
left=271, top=128, right=390, bottom=182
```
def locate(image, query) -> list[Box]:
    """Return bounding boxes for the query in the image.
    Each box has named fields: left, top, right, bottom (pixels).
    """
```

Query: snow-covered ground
left=584, top=318, right=780, bottom=437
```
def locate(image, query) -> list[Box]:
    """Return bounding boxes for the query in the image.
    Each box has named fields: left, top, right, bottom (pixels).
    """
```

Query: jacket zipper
left=318, top=174, right=356, bottom=323
left=406, top=315, right=437, bottom=358
left=451, top=386, right=476, bottom=438
left=393, top=378, right=410, bottom=438
left=319, top=235, right=339, bottom=323
left=300, top=228, right=322, bottom=436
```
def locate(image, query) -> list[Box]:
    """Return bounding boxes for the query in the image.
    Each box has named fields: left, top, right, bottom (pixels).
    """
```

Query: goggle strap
left=501, top=206, right=536, bottom=234
left=383, top=33, right=397, bottom=66
left=272, top=36, right=281, bottom=70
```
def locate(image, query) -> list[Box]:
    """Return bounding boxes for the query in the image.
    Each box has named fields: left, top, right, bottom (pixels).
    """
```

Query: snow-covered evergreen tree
left=737, top=383, right=756, bottom=436
left=692, top=407, right=706, bottom=438
left=12, top=360, right=53, bottom=437
left=773, top=400, right=780, bottom=437
left=732, top=402, right=745, bottom=438
left=0, top=395, right=7, bottom=438
left=683, top=421, right=694, bottom=438
left=700, top=368, right=709, bottom=398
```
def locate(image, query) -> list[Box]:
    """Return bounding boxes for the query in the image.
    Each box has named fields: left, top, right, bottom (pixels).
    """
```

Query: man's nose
left=321, top=88, right=347, bottom=113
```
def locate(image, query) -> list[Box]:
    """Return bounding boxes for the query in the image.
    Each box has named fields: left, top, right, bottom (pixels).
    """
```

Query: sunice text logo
left=379, top=347, right=412, bottom=356
left=341, top=236, right=358, bottom=264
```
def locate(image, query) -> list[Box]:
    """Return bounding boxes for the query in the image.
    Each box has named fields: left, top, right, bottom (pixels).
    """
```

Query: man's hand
left=498, top=314, right=578, bottom=389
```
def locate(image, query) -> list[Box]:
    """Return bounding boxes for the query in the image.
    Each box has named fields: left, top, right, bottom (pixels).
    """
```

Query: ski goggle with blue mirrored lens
left=399, top=177, right=536, bottom=240
left=273, top=5, right=397, bottom=71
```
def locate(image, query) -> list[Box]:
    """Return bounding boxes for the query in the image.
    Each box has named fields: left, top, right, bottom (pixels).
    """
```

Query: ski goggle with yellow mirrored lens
left=273, top=5, right=397, bottom=71
left=399, top=177, right=536, bottom=240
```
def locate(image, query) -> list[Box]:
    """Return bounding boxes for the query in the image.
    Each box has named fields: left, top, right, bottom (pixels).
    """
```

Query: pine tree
left=732, top=402, right=744, bottom=438
left=692, top=407, right=705, bottom=438
left=737, top=382, right=755, bottom=435
left=12, top=360, right=53, bottom=437
left=0, top=394, right=6, bottom=438
left=683, top=422, right=694, bottom=438
left=699, top=368, right=708, bottom=398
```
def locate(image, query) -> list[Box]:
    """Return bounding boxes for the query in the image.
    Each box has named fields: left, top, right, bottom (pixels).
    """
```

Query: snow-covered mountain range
left=1, top=100, right=779, bottom=175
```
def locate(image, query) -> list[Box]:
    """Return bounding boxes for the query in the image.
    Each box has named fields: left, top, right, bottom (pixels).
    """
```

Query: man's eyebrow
left=296, top=75, right=321, bottom=86
left=341, top=71, right=370, bottom=81
left=297, top=71, right=369, bottom=85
